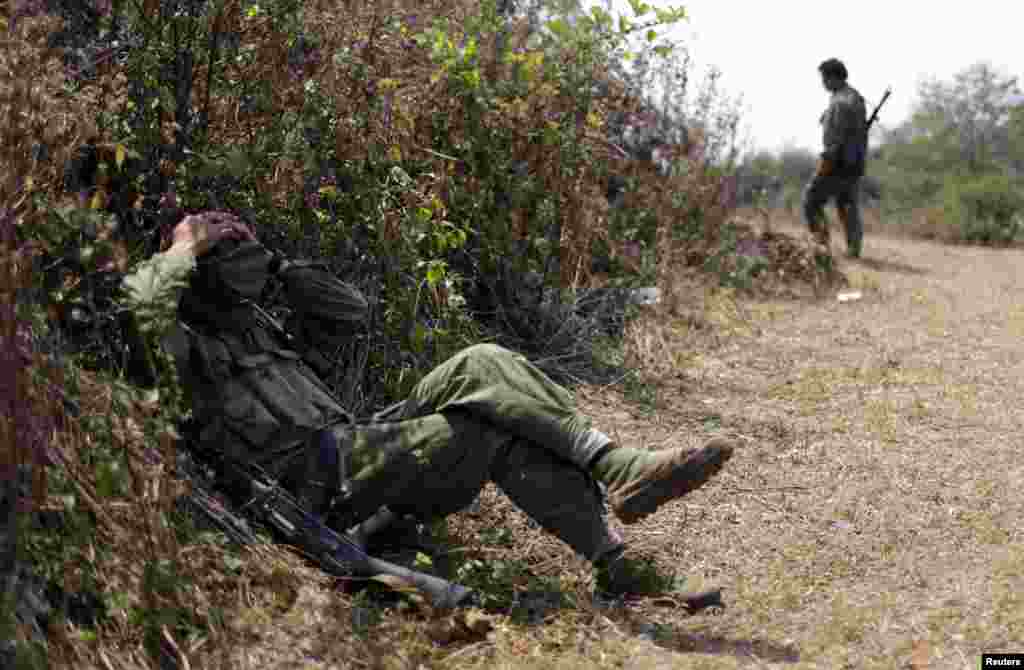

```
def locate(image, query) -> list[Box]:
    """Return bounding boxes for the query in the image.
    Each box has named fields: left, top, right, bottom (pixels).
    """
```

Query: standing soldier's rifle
left=867, top=87, right=893, bottom=131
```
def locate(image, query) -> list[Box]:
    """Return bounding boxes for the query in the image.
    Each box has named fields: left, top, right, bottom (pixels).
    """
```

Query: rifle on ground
left=867, top=87, right=892, bottom=131
left=182, top=443, right=473, bottom=611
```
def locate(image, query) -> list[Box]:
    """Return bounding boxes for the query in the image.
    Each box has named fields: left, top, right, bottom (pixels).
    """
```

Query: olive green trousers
left=329, top=344, right=622, bottom=561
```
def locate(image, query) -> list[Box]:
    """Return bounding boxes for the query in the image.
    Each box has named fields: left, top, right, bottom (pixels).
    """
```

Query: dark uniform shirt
left=820, top=84, right=868, bottom=177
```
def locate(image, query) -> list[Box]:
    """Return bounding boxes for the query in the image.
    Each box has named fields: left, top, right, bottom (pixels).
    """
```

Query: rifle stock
left=242, top=475, right=473, bottom=610
left=184, top=442, right=473, bottom=610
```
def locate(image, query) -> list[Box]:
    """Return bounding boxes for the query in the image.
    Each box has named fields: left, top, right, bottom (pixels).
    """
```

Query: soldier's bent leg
left=331, top=410, right=621, bottom=560
left=331, top=409, right=515, bottom=526
left=370, top=344, right=735, bottom=529
left=395, top=343, right=611, bottom=471
left=491, top=439, right=622, bottom=562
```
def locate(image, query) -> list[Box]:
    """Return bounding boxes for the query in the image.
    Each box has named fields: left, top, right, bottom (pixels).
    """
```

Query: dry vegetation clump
left=0, top=10, right=332, bottom=667
left=181, top=0, right=630, bottom=286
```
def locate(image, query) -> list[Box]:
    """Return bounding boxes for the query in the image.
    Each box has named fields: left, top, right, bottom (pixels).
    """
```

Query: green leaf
left=646, top=29, right=658, bottom=43
left=546, top=18, right=570, bottom=39
left=412, top=322, right=427, bottom=353
left=73, top=630, right=98, bottom=643
left=590, top=6, right=612, bottom=27
left=115, top=143, right=126, bottom=170
left=654, top=7, right=687, bottom=24
left=653, top=45, right=674, bottom=58
left=630, top=0, right=652, bottom=17
left=543, top=124, right=560, bottom=145
left=461, top=69, right=481, bottom=90
left=425, top=261, right=446, bottom=286
left=389, top=166, right=412, bottom=187
left=226, top=148, right=249, bottom=178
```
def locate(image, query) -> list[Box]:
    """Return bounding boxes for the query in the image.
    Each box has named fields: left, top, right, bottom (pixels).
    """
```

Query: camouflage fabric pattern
left=329, top=344, right=621, bottom=560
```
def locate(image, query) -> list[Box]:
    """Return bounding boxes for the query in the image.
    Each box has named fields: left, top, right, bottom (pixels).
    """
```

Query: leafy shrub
left=943, top=174, right=1024, bottom=244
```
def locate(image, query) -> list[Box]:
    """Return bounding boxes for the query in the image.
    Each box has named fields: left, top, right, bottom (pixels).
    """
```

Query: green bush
left=943, top=174, right=1024, bottom=244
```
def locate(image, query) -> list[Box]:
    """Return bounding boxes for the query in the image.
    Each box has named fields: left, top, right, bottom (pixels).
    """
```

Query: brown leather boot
left=599, top=438, right=736, bottom=525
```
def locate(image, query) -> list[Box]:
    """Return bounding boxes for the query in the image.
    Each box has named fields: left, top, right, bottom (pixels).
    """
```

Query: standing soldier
left=803, top=58, right=868, bottom=258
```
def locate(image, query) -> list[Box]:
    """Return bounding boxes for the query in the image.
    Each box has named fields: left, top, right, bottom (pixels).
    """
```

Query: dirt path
left=569, top=231, right=1024, bottom=669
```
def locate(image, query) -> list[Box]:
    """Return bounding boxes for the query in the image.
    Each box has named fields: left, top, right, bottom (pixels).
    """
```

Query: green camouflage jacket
left=122, top=244, right=366, bottom=479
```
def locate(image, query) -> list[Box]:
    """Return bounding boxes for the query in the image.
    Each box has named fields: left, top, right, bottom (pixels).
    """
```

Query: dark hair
left=818, top=58, right=848, bottom=81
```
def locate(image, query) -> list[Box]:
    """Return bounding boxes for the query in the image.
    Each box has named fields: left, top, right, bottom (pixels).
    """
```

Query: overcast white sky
left=587, top=1, right=1024, bottom=156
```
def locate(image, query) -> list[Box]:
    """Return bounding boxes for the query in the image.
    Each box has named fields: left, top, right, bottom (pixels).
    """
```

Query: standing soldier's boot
left=591, top=438, right=736, bottom=525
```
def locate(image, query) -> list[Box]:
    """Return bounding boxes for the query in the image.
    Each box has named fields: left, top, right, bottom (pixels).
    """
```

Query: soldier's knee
left=465, top=343, right=505, bottom=356
left=460, top=343, right=516, bottom=367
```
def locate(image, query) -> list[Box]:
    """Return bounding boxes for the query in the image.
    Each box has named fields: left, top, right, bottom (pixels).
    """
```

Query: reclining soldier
left=122, top=211, right=736, bottom=596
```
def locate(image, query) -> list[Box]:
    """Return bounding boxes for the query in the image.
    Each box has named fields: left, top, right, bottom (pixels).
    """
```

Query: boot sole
left=612, top=441, right=734, bottom=525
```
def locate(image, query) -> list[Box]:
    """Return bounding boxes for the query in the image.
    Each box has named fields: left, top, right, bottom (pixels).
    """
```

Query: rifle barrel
left=867, top=87, right=892, bottom=129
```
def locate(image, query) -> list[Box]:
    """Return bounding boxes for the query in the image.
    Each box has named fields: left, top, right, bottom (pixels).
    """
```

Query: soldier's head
left=818, top=58, right=848, bottom=92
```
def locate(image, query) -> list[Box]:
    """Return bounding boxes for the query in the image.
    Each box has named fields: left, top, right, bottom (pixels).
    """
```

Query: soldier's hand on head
left=171, top=211, right=255, bottom=258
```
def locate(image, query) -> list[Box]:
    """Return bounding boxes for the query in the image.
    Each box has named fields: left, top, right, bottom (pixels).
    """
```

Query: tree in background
left=735, top=146, right=816, bottom=211
left=876, top=62, right=1023, bottom=242
left=915, top=62, right=1020, bottom=175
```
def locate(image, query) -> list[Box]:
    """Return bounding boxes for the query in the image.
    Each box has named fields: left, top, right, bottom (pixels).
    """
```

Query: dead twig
left=161, top=625, right=191, bottom=670
left=721, top=484, right=814, bottom=494
left=442, top=640, right=493, bottom=665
